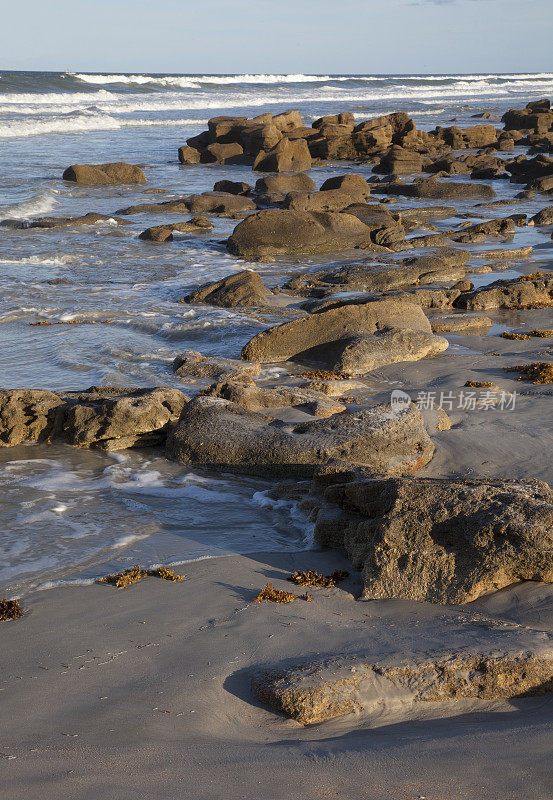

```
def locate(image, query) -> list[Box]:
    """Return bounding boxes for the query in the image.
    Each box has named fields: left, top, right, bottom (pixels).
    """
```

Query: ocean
left=0, top=70, right=551, bottom=595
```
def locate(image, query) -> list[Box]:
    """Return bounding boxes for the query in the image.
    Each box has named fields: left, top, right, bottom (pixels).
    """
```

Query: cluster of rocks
left=0, top=387, right=187, bottom=450
left=176, top=105, right=552, bottom=176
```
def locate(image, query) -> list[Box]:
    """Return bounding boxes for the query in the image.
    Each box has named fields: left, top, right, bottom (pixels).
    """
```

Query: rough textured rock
left=252, top=630, right=553, bottom=724
left=62, top=163, right=146, bottom=185
left=286, top=250, right=472, bottom=296
left=533, top=206, right=553, bottom=225
left=376, top=146, right=423, bottom=175
left=172, top=351, right=260, bottom=382
left=253, top=138, right=312, bottom=173
left=254, top=173, right=316, bottom=196
left=454, top=275, right=553, bottom=310
left=0, top=387, right=187, bottom=450
left=241, top=298, right=436, bottom=364
left=58, top=387, right=188, bottom=449
left=0, top=390, right=65, bottom=445
left=315, top=477, right=553, bottom=604
left=182, top=270, right=271, bottom=308
left=227, top=209, right=373, bottom=260
left=166, top=398, right=433, bottom=478
left=177, top=146, right=201, bottom=165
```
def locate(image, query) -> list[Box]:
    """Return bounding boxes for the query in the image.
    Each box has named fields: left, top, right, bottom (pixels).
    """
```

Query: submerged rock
left=166, top=398, right=433, bottom=478
left=172, top=351, right=260, bottom=381
left=315, top=476, right=553, bottom=604
left=139, top=218, right=213, bottom=241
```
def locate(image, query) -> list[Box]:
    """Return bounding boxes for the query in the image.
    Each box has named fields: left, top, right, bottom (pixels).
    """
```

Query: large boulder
left=166, top=397, right=434, bottom=478
left=62, top=163, right=146, bottom=185
left=227, top=209, right=373, bottom=260
left=315, top=477, right=553, bottom=604
left=182, top=270, right=271, bottom=308
left=241, top=298, right=434, bottom=364
left=253, top=138, right=312, bottom=173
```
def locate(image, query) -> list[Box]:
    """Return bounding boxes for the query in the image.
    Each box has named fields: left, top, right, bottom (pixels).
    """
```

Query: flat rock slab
left=166, top=397, right=433, bottom=478
left=315, top=476, right=553, bottom=604
left=429, top=313, right=493, bottom=333
left=252, top=621, right=553, bottom=724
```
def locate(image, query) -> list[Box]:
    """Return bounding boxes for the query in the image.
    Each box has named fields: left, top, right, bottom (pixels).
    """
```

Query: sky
left=0, top=0, right=551, bottom=75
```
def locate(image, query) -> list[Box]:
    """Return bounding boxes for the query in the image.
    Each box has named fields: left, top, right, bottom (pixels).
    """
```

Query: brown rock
left=315, top=476, right=553, bottom=604
left=62, top=162, right=146, bottom=185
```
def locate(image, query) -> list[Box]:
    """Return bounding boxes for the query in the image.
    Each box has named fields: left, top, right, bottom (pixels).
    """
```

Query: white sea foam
left=0, top=254, right=76, bottom=266
left=69, top=72, right=338, bottom=87
left=0, top=114, right=205, bottom=139
left=0, top=192, right=57, bottom=218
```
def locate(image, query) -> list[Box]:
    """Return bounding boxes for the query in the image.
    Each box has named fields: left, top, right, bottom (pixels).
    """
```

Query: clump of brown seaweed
left=501, top=330, right=553, bottom=340
left=518, top=272, right=553, bottom=281
left=505, top=362, right=553, bottom=383
left=98, top=565, right=185, bottom=588
left=0, top=599, right=24, bottom=621
left=464, top=380, right=495, bottom=388
left=288, top=569, right=350, bottom=588
left=254, top=583, right=297, bottom=604
left=300, top=369, right=348, bottom=380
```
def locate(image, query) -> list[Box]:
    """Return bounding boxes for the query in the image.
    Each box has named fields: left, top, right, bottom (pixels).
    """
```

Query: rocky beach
left=2, top=71, right=553, bottom=798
